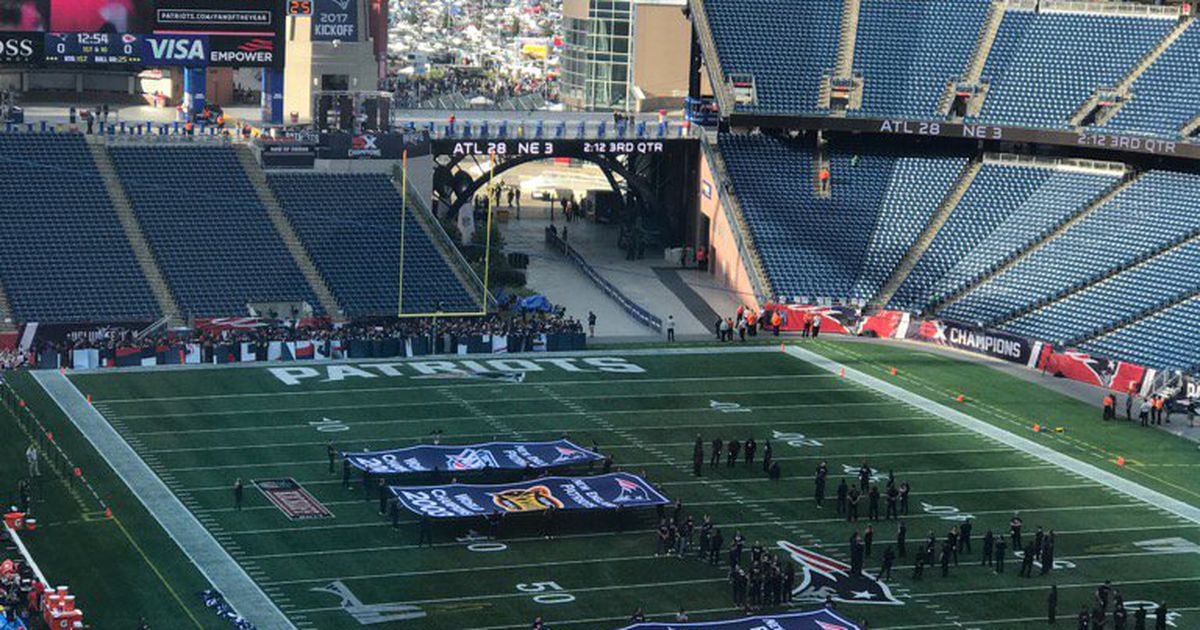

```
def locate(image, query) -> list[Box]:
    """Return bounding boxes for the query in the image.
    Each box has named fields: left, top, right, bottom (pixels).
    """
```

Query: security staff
left=327, top=443, right=337, bottom=474
left=836, top=478, right=849, bottom=515
left=710, top=438, right=723, bottom=468
left=897, top=521, right=908, bottom=558
left=982, top=529, right=995, bottom=566
left=233, top=478, right=244, bottom=511
left=743, top=438, right=757, bottom=466
left=814, top=465, right=828, bottom=507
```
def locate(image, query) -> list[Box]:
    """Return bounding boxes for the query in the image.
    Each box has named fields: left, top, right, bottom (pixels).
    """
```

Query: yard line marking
left=920, top=575, right=1200, bottom=598
left=876, top=607, right=1200, bottom=630
left=236, top=501, right=1140, bottom=558
left=790, top=345, right=1200, bottom=525
left=140, top=429, right=975, bottom=455
left=31, top=370, right=297, bottom=630
left=107, top=389, right=883, bottom=421
left=165, top=446, right=1018, bottom=473
left=90, top=366, right=835, bottom=404
left=127, top=409, right=933, bottom=438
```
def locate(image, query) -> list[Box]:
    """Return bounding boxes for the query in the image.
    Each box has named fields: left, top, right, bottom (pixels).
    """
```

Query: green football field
left=4, top=339, right=1200, bottom=629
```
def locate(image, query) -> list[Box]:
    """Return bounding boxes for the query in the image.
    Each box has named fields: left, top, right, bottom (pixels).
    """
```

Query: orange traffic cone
left=955, top=394, right=965, bottom=403
left=889, top=367, right=898, bottom=376
left=1033, top=424, right=1041, bottom=433
left=780, top=343, right=785, bottom=352
left=839, top=367, right=846, bottom=378
left=85, top=394, right=92, bottom=403
left=1116, top=456, right=1126, bottom=466
left=104, top=507, right=112, bottom=518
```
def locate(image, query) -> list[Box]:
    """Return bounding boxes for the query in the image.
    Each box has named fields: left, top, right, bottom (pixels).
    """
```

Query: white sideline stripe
left=877, top=608, right=1200, bottom=630
left=31, top=370, right=297, bottom=630
left=787, top=346, right=1200, bottom=525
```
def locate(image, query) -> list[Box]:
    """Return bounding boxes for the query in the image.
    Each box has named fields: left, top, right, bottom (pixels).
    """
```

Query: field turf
left=5, top=339, right=1200, bottom=629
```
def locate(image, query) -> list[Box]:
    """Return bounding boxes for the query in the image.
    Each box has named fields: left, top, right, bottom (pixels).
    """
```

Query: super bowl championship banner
left=391, top=473, right=670, bottom=519
left=343, top=440, right=604, bottom=474
left=619, top=609, right=862, bottom=630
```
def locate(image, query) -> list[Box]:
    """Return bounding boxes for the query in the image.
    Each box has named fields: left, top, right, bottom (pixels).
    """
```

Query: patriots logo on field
left=551, top=446, right=587, bottom=464
left=777, top=541, right=903, bottom=606
left=612, top=476, right=652, bottom=504
left=445, top=448, right=499, bottom=471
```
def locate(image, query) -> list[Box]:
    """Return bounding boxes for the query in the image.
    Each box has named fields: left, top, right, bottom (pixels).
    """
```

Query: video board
left=0, top=0, right=284, bottom=67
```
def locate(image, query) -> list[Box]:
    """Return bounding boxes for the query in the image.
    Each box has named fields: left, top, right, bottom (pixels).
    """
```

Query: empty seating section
left=267, top=173, right=476, bottom=316
left=0, top=134, right=159, bottom=323
left=702, top=0, right=841, bottom=113
left=890, top=165, right=1116, bottom=311
left=1079, top=297, right=1200, bottom=373
left=1100, top=21, right=1200, bottom=137
left=718, top=133, right=964, bottom=301
left=1001, top=240, right=1200, bottom=344
left=941, top=171, right=1200, bottom=325
left=851, top=0, right=989, bottom=119
left=109, top=146, right=320, bottom=317
left=971, top=10, right=1174, bottom=129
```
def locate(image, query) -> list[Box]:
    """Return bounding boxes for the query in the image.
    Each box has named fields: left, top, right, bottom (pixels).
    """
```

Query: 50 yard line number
left=516, top=581, right=576, bottom=604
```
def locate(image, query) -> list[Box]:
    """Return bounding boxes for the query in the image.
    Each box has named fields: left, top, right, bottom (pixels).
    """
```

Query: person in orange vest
left=771, top=311, right=782, bottom=336
left=802, top=313, right=813, bottom=338
left=695, top=245, right=707, bottom=270
left=1153, top=396, right=1165, bottom=426
left=216, top=113, right=225, bottom=129
left=184, top=120, right=195, bottom=135
left=1102, top=393, right=1115, bottom=421
left=746, top=310, right=758, bottom=336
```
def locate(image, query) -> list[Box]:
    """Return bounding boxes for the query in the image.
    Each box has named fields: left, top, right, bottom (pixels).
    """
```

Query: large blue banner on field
left=343, top=440, right=604, bottom=474
left=619, top=609, right=862, bottom=630
left=390, top=473, right=670, bottom=518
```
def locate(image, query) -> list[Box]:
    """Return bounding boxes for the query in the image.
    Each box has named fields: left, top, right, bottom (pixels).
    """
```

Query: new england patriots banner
left=619, top=609, right=863, bottom=630
left=391, top=473, right=669, bottom=518
left=343, top=440, right=603, bottom=474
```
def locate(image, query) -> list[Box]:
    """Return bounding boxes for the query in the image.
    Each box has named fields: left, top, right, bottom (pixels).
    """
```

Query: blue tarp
left=343, top=440, right=604, bottom=474
left=618, top=609, right=863, bottom=630
left=390, top=472, right=669, bottom=518
left=518, top=294, right=554, bottom=312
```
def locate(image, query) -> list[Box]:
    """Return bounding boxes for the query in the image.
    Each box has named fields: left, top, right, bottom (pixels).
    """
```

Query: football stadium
left=1, top=0, right=1199, bottom=629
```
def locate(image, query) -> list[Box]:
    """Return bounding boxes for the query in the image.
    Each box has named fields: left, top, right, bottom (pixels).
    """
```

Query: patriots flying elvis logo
left=777, top=541, right=903, bottom=606
left=445, top=448, right=498, bottom=471
left=612, top=477, right=651, bottom=504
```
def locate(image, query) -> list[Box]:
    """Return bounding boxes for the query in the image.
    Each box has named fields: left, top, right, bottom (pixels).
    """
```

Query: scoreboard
left=43, top=33, right=147, bottom=65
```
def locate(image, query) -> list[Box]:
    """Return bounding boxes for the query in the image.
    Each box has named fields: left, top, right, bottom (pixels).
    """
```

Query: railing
left=399, top=175, right=498, bottom=309
left=981, top=151, right=1129, bottom=175
left=405, top=118, right=692, bottom=141
left=1039, top=0, right=1180, bottom=17
left=545, top=230, right=663, bottom=334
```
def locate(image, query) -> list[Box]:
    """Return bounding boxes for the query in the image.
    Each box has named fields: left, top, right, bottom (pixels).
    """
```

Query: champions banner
left=390, top=473, right=670, bottom=519
left=906, top=318, right=1039, bottom=367
left=343, top=440, right=604, bottom=474
left=619, top=609, right=863, bottom=630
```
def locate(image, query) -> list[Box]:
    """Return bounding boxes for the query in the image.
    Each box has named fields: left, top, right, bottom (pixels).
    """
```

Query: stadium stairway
left=88, top=139, right=181, bottom=324
left=931, top=168, right=1142, bottom=315
left=834, top=0, right=861, bottom=78
left=1070, top=14, right=1196, bottom=127
left=940, top=0, right=1005, bottom=116
left=0, top=284, right=13, bottom=331
left=1179, top=113, right=1200, bottom=138
left=234, top=146, right=344, bottom=320
left=870, top=158, right=984, bottom=309
left=388, top=176, right=487, bottom=312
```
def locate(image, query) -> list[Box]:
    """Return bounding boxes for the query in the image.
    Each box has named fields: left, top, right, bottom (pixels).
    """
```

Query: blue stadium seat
left=267, top=173, right=476, bottom=316
left=109, top=145, right=321, bottom=317
left=0, top=133, right=160, bottom=323
left=1079, top=296, right=1200, bottom=373
left=1099, top=21, right=1200, bottom=138
left=969, top=9, right=1175, bottom=129
left=850, top=0, right=990, bottom=119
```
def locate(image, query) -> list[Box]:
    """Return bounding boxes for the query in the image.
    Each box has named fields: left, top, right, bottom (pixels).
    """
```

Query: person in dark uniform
left=1078, top=607, right=1091, bottom=630
left=233, top=478, right=244, bottom=511
left=1010, top=513, right=1024, bottom=550
left=849, top=532, right=864, bottom=575
left=390, top=498, right=401, bottom=530
left=982, top=529, right=995, bottom=566
left=863, top=524, right=875, bottom=558
left=995, top=538, right=1007, bottom=573
left=762, top=441, right=773, bottom=473
left=858, top=461, right=871, bottom=492
left=960, top=518, right=973, bottom=554
left=743, top=438, right=756, bottom=466
left=814, top=464, right=828, bottom=507
left=1041, top=531, right=1057, bottom=575
left=782, top=562, right=795, bottom=602
left=710, top=438, right=723, bottom=468
left=656, top=520, right=670, bottom=556
left=750, top=540, right=764, bottom=565
left=1020, top=542, right=1036, bottom=577
left=912, top=553, right=925, bottom=580
left=1092, top=606, right=1107, bottom=629
left=836, top=478, right=849, bottom=515
left=1034, top=526, right=1046, bottom=558
left=342, top=458, right=352, bottom=488
left=940, top=540, right=951, bottom=577
left=1113, top=604, right=1128, bottom=630
left=327, top=443, right=337, bottom=473
left=378, top=477, right=389, bottom=514
left=768, top=460, right=781, bottom=480
left=924, top=531, right=937, bottom=566
left=897, top=521, right=908, bottom=558
left=418, top=515, right=433, bottom=547
left=1049, top=585, right=1058, bottom=625
left=730, top=531, right=745, bottom=567
left=362, top=469, right=372, bottom=501
left=1154, top=604, right=1167, bottom=630
left=947, top=527, right=959, bottom=565
left=727, top=439, right=740, bottom=467
left=899, top=481, right=911, bottom=515
left=868, top=485, right=881, bottom=521
left=886, top=484, right=899, bottom=520
left=709, top=528, right=723, bottom=565
left=698, top=514, right=713, bottom=559
left=1097, top=581, right=1112, bottom=612
left=847, top=487, right=860, bottom=522
left=693, top=435, right=704, bottom=477
left=880, top=545, right=895, bottom=580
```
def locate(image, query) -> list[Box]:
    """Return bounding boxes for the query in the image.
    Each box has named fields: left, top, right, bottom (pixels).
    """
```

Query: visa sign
left=143, top=35, right=209, bottom=63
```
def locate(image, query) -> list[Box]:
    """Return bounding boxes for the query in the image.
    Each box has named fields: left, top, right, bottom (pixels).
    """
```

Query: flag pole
left=398, top=149, right=408, bottom=316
